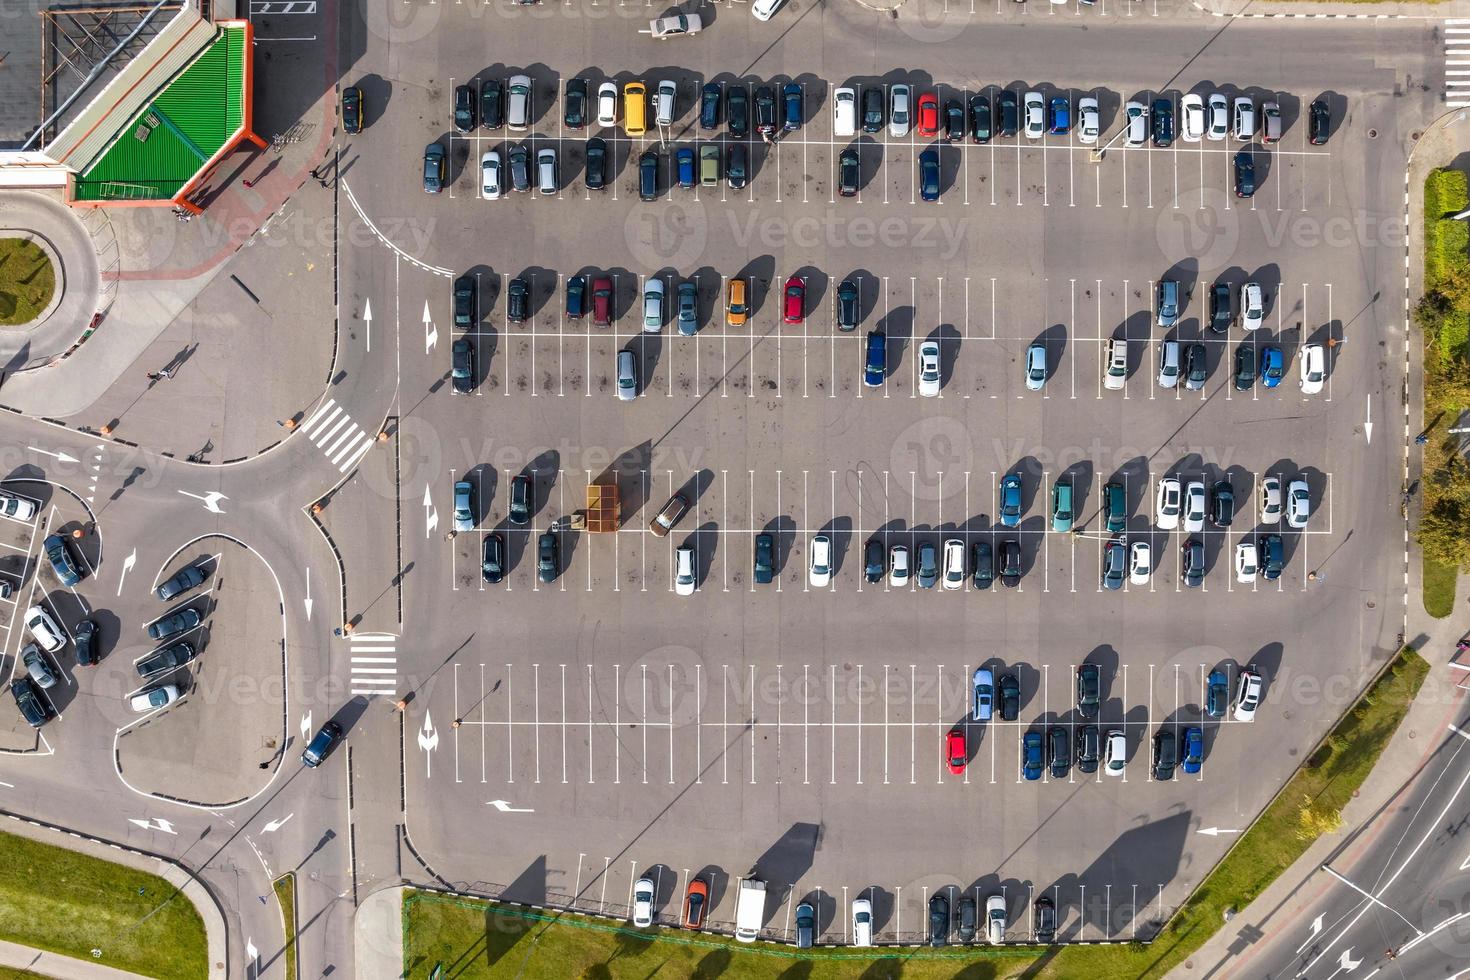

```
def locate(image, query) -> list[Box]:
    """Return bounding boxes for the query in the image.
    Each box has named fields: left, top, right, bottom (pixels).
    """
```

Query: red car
left=683, top=876, right=709, bottom=930
left=917, top=92, right=940, bottom=138
left=782, top=275, right=805, bottom=324
left=591, top=276, right=613, bottom=327
left=946, top=730, right=967, bottom=774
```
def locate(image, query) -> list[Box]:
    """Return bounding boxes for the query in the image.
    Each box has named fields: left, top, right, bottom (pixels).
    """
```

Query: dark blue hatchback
left=782, top=83, right=802, bottom=131
left=863, top=331, right=886, bottom=387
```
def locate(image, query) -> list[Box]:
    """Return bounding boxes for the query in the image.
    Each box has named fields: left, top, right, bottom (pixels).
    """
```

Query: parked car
left=864, top=539, right=885, bottom=583
left=1261, top=533, right=1285, bottom=581
left=1300, top=344, right=1326, bottom=394
left=44, top=534, right=81, bottom=587
left=11, top=676, right=53, bottom=729
left=889, top=544, right=910, bottom=588
left=22, top=644, right=57, bottom=689
left=918, top=148, right=940, bottom=202
left=1286, top=478, right=1311, bottom=529
left=537, top=532, right=559, bottom=583
left=918, top=341, right=941, bottom=397
left=1235, top=344, right=1257, bottom=390
left=1051, top=479, right=1074, bottom=532
left=1152, top=729, right=1177, bottom=780
left=753, top=533, right=775, bottom=584
left=1101, top=539, right=1126, bottom=591
left=130, top=684, right=180, bottom=713
left=1032, top=896, right=1056, bottom=943
left=957, top=895, right=978, bottom=942
left=999, top=472, right=1023, bottom=527
left=72, top=618, right=98, bottom=666
left=1181, top=539, right=1205, bottom=588
left=422, top=143, right=446, bottom=193
left=1129, top=540, right=1152, bottom=585
left=1309, top=99, right=1330, bottom=144
left=928, top=893, right=950, bottom=946
left=1103, top=729, right=1127, bottom=776
left=1103, top=481, right=1127, bottom=532
left=509, top=473, right=532, bottom=525
left=837, top=148, right=860, bottom=197
left=453, top=480, right=475, bottom=532
left=25, top=606, right=65, bottom=652
left=972, top=668, right=994, bottom=722
left=916, top=541, right=939, bottom=589
left=782, top=275, right=805, bottom=324
left=1075, top=664, right=1100, bottom=717
left=1234, top=669, right=1264, bottom=721
left=1260, top=476, right=1283, bottom=524
left=147, top=607, right=200, bottom=642
left=852, top=898, right=873, bottom=946
left=837, top=279, right=860, bottom=332
left=971, top=542, right=993, bottom=589
left=482, top=534, right=505, bottom=584
left=135, top=640, right=196, bottom=679
left=632, top=877, right=655, bottom=927
left=1047, top=725, right=1071, bottom=778
left=156, top=563, right=206, bottom=601
left=794, top=901, right=815, bottom=948
left=451, top=339, right=475, bottom=393
left=1024, top=343, right=1047, bottom=391
left=649, top=493, right=689, bottom=538
left=1181, top=727, right=1204, bottom=774
left=340, top=85, right=364, bottom=134
left=1076, top=725, right=1100, bottom=775
left=453, top=83, right=476, bottom=133
left=1000, top=674, right=1020, bottom=721
left=1241, top=282, right=1265, bottom=330
left=864, top=331, right=886, bottom=387
left=1151, top=97, right=1174, bottom=146
left=1000, top=542, right=1020, bottom=588
left=0, top=492, right=37, bottom=522
left=1212, top=481, right=1235, bottom=526
left=1206, top=670, right=1230, bottom=717
left=809, top=534, right=833, bottom=587
left=674, top=545, right=696, bottom=596
left=946, top=729, right=967, bottom=775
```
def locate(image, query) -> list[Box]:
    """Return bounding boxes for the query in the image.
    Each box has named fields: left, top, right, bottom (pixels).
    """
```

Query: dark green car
left=1051, top=479, right=1074, bottom=532
left=1103, top=481, right=1127, bottom=533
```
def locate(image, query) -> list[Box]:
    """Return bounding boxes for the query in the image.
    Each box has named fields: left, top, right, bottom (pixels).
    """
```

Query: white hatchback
left=752, top=0, right=786, bottom=20
left=1023, top=91, right=1045, bottom=139
left=1299, top=344, right=1326, bottom=395
left=809, top=534, right=833, bottom=587
left=480, top=150, right=502, bottom=200
left=1077, top=96, right=1100, bottom=145
left=1123, top=101, right=1148, bottom=147
left=1155, top=477, right=1181, bottom=530
left=1183, top=481, right=1206, bottom=533
left=851, top=898, right=873, bottom=947
left=1260, top=476, right=1283, bottom=524
left=889, top=544, right=910, bottom=587
left=1103, top=729, right=1127, bottom=775
left=942, top=538, right=965, bottom=590
left=1234, top=671, right=1263, bottom=722
left=918, top=341, right=941, bottom=397
left=1232, top=97, right=1256, bottom=140
left=1129, top=541, right=1151, bottom=585
left=1240, top=282, right=1265, bottom=330
left=675, top=545, right=696, bottom=595
left=1180, top=94, right=1205, bottom=142
left=24, top=605, right=65, bottom=653
left=833, top=86, right=857, bottom=137
left=632, top=877, right=656, bottom=927
left=596, top=82, right=619, bottom=127
left=1286, top=479, right=1311, bottom=529
left=1234, top=541, right=1258, bottom=583
left=1207, top=93, right=1228, bottom=140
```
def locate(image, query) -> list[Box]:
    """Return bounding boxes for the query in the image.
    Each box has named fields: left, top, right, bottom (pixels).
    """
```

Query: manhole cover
left=1368, top=129, right=1378, bottom=139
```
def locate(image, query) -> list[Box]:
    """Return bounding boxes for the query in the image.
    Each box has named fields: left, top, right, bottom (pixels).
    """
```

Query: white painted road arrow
left=423, top=484, right=437, bottom=537
left=1196, top=827, right=1241, bottom=837
left=304, top=566, right=313, bottom=621
left=261, top=813, right=295, bottom=833
left=486, top=799, right=534, bottom=813
left=1364, top=395, right=1373, bottom=444
left=363, top=296, right=373, bottom=353
left=128, top=817, right=177, bottom=835
left=300, top=711, right=313, bottom=741
left=27, top=446, right=78, bottom=464
left=116, top=549, right=136, bottom=597
left=177, top=490, right=228, bottom=514
left=423, top=301, right=437, bottom=354
left=418, top=712, right=439, bottom=779
left=1296, top=913, right=1325, bottom=953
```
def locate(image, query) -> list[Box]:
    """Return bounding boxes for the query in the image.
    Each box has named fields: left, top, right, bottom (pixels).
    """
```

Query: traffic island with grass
left=274, top=873, right=298, bottom=980
left=0, top=239, right=55, bottom=327
left=401, top=649, right=1428, bottom=980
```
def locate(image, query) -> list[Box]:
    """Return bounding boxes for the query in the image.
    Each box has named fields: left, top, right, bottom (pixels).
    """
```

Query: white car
left=1023, top=91, right=1045, bottom=139
left=751, top=0, right=786, bottom=20
left=1103, top=729, right=1127, bottom=775
left=674, top=545, right=696, bottom=595
left=942, top=538, right=965, bottom=590
left=1103, top=337, right=1128, bottom=390
left=889, top=544, right=909, bottom=587
left=1155, top=477, right=1182, bottom=530
left=1129, top=541, right=1151, bottom=585
left=1286, top=479, right=1311, bottom=529
left=1180, top=94, right=1205, bottom=142
left=24, top=605, right=65, bottom=653
left=918, top=341, right=941, bottom=397
left=1206, top=93, right=1228, bottom=141
left=506, top=74, right=532, bottom=131
left=0, top=493, right=37, bottom=522
left=809, top=534, right=832, bottom=587
left=480, top=150, right=502, bottom=200
left=596, top=82, right=619, bottom=127
left=130, top=684, right=179, bottom=713
left=1232, top=96, right=1256, bottom=140
left=1077, top=96, right=1100, bottom=145
left=654, top=80, right=677, bottom=127
left=649, top=12, right=702, bottom=37
left=1234, top=670, right=1263, bottom=722
left=889, top=85, right=911, bottom=138
left=1299, top=344, right=1326, bottom=394
left=643, top=278, right=665, bottom=333
left=1234, top=541, right=1258, bottom=583
left=1183, top=481, right=1206, bottom=533
left=632, top=877, right=655, bottom=927
left=1024, top=343, right=1047, bottom=391
left=1260, top=476, right=1283, bottom=524
left=852, top=897, right=873, bottom=947
left=1240, top=282, right=1265, bottom=331
left=985, top=894, right=1007, bottom=944
left=1123, top=100, right=1147, bottom=147
left=832, top=86, right=857, bottom=137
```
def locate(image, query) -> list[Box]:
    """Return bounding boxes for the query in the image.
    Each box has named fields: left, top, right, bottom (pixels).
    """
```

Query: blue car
left=782, top=82, right=802, bottom=131
left=1181, top=726, right=1204, bottom=774
left=43, top=534, right=81, bottom=587
left=1260, top=346, right=1284, bottom=388
left=919, top=148, right=940, bottom=202
left=999, top=472, right=1023, bottom=527
left=863, top=331, right=886, bottom=387
left=1047, top=97, right=1070, bottom=135
left=1022, top=731, right=1044, bottom=781
left=676, top=147, right=695, bottom=189
left=1205, top=670, right=1229, bottom=718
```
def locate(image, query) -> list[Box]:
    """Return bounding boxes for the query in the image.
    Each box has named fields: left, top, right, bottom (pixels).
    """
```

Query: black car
left=782, top=82, right=803, bottom=131
left=1075, top=663, right=1100, bottom=717
left=639, top=150, right=659, bottom=202
left=1211, top=480, right=1234, bottom=526
left=862, top=87, right=884, bottom=133
left=944, top=100, right=965, bottom=142
left=147, top=607, right=201, bottom=642
left=454, top=275, right=476, bottom=329
left=507, top=277, right=529, bottom=322
left=753, top=533, right=775, bottom=584
left=340, top=85, right=363, bottom=134
left=837, top=279, right=859, bottom=331
left=423, top=142, right=446, bottom=193
left=919, top=147, right=940, bottom=202
left=571, top=141, right=602, bottom=193
left=1151, top=98, right=1174, bottom=147
left=11, top=676, right=53, bottom=729
left=480, top=79, right=503, bottom=129
left=999, top=673, right=1020, bottom=721
left=956, top=896, right=977, bottom=943
left=1261, top=533, right=1284, bottom=580
left=999, top=539, right=1021, bottom=585
left=1076, top=725, right=1100, bottom=774
left=1152, top=729, right=1177, bottom=780
left=1033, top=897, right=1057, bottom=943
left=453, top=83, right=476, bottom=133
left=302, top=720, right=343, bottom=768
left=564, top=78, right=587, bottom=129
left=508, top=145, right=531, bottom=192
left=1234, top=343, right=1256, bottom=390
left=969, top=94, right=991, bottom=143
left=972, top=541, right=993, bottom=589
left=1233, top=151, right=1255, bottom=198
left=699, top=83, right=721, bottom=129
left=44, top=534, right=81, bottom=587
left=1181, top=538, right=1205, bottom=588
left=155, top=562, right=204, bottom=601
left=1309, top=99, right=1330, bottom=145
left=996, top=91, right=1019, bottom=137
left=482, top=533, right=505, bottom=584
left=755, top=85, right=777, bottom=135
left=537, top=532, right=559, bottom=582
left=795, top=902, right=815, bottom=949
left=73, top=618, right=98, bottom=667
left=135, top=640, right=196, bottom=679
left=916, top=541, right=938, bottom=589
left=1185, top=343, right=1208, bottom=390
left=509, top=473, right=532, bottom=525
left=1208, top=282, right=1231, bottom=334
left=928, top=893, right=950, bottom=947
left=727, top=144, right=748, bottom=189
left=1102, top=539, right=1126, bottom=591
left=837, top=148, right=860, bottom=198
left=1206, top=670, right=1230, bottom=718
left=565, top=275, right=586, bottom=319
left=451, top=338, right=475, bottom=393
left=863, top=538, right=885, bottom=583
left=1047, top=725, right=1071, bottom=778
left=727, top=85, right=749, bottom=137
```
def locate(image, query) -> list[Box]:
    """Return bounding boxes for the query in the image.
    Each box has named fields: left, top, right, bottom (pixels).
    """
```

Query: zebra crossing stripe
left=349, top=634, right=398, bottom=694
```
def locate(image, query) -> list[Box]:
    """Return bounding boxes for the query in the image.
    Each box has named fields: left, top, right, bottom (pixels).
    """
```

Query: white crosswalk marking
left=1447, top=21, right=1470, bottom=107
left=349, top=633, right=398, bottom=695
left=298, top=399, right=375, bottom=473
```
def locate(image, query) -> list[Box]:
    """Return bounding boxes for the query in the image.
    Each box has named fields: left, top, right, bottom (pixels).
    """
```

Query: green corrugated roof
left=72, top=26, right=247, bottom=202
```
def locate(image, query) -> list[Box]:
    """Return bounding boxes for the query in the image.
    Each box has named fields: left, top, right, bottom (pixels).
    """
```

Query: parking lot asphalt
left=331, top=0, right=1435, bottom=950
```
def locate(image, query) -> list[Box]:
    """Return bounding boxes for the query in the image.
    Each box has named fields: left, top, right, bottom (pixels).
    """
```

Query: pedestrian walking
left=242, top=178, right=255, bottom=188
left=145, top=371, right=161, bottom=381
left=158, top=367, right=174, bottom=380
left=318, top=178, right=330, bottom=189
left=1416, top=433, right=1429, bottom=446
left=309, top=167, right=323, bottom=180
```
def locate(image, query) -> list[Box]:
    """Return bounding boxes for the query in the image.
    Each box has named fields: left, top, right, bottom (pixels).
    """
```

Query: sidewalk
left=1188, top=0, right=1470, bottom=18
left=355, top=886, right=405, bottom=980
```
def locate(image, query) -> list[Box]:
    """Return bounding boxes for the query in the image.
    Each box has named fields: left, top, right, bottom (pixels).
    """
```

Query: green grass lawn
left=404, top=650, right=1428, bottom=980
left=1424, top=555, right=1458, bottom=617
left=0, top=828, right=207, bottom=980
left=0, top=239, right=55, bottom=327
left=274, top=874, right=298, bottom=980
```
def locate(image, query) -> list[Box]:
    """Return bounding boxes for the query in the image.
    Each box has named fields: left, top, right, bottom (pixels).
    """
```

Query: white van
left=832, top=86, right=857, bottom=137
left=655, top=80, right=677, bottom=127
left=734, top=878, right=767, bottom=942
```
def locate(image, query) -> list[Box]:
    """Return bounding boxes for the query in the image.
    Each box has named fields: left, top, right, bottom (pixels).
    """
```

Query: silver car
left=889, top=84, right=911, bottom=138
left=1023, top=91, right=1045, bottom=139
left=1024, top=343, right=1047, bottom=391
left=616, top=350, right=638, bottom=401
left=1286, top=478, right=1311, bottom=529
left=1206, top=93, right=1228, bottom=141
left=507, top=73, right=532, bottom=130
left=536, top=147, right=557, bottom=194
left=642, top=278, right=665, bottom=333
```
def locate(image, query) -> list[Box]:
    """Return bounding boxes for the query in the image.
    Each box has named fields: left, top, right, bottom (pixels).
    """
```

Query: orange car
left=726, top=278, right=749, bottom=328
left=683, top=876, right=710, bottom=930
